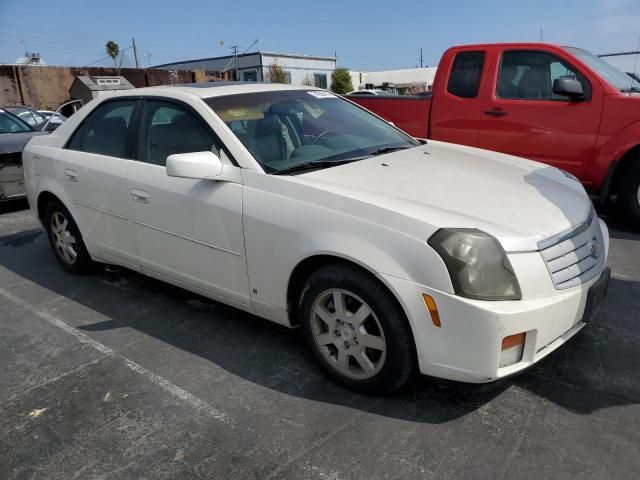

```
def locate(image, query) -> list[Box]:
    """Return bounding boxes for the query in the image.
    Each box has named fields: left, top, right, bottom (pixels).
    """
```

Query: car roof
left=116, top=82, right=322, bottom=99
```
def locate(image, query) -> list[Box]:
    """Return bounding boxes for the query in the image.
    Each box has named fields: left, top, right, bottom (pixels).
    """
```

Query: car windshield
left=0, top=110, right=32, bottom=134
left=3, top=106, right=45, bottom=126
left=205, top=90, right=419, bottom=174
left=564, top=46, right=638, bottom=92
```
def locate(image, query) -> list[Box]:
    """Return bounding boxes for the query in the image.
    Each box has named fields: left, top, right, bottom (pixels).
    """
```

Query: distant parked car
left=0, top=108, right=46, bottom=201
left=39, top=110, right=68, bottom=125
left=1, top=106, right=63, bottom=131
left=347, top=89, right=393, bottom=96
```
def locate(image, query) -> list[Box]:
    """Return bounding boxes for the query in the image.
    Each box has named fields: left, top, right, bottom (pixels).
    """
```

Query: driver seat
left=251, top=115, right=295, bottom=166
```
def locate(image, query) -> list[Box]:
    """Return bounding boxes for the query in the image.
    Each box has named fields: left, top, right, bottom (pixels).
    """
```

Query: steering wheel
left=312, top=130, right=336, bottom=145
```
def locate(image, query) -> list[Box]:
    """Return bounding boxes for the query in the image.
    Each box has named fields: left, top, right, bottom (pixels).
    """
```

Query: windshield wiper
left=367, top=145, right=414, bottom=156
left=621, top=86, right=640, bottom=93
left=272, top=159, right=358, bottom=175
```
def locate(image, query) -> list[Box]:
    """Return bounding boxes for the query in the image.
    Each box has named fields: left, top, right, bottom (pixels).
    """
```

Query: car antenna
left=629, top=35, right=640, bottom=94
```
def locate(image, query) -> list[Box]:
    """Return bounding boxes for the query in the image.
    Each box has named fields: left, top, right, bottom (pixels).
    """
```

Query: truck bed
left=345, top=94, right=432, bottom=138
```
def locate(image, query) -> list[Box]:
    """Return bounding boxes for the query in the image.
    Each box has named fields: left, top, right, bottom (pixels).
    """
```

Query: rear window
left=447, top=51, right=485, bottom=98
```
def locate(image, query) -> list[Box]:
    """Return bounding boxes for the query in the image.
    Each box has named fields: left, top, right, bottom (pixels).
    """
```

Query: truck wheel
left=619, top=160, right=640, bottom=231
left=44, top=200, right=93, bottom=274
left=298, top=264, right=415, bottom=394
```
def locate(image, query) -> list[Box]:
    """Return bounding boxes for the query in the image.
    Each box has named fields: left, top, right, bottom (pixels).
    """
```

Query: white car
left=23, top=83, right=610, bottom=393
left=39, top=110, right=68, bottom=124
left=347, top=89, right=392, bottom=96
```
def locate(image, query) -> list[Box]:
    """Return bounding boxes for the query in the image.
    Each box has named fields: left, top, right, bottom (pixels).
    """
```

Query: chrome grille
left=539, top=210, right=605, bottom=290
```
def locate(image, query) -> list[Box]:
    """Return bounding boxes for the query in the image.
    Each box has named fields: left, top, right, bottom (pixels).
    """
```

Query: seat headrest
left=255, top=115, right=282, bottom=135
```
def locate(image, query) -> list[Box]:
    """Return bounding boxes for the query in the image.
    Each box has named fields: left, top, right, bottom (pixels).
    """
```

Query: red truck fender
left=589, top=120, right=640, bottom=200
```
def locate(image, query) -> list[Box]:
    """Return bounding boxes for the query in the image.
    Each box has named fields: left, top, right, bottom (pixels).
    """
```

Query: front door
left=122, top=98, right=249, bottom=305
left=477, top=49, right=602, bottom=177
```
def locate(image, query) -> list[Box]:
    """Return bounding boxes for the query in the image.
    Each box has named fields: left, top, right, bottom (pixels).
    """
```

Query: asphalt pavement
left=1, top=199, right=639, bottom=480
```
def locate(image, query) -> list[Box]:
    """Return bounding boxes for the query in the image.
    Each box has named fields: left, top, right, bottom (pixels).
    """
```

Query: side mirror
left=553, top=78, right=585, bottom=100
left=166, top=151, right=224, bottom=180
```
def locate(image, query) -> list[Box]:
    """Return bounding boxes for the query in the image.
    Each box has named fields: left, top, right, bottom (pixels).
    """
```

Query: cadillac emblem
left=589, top=237, right=600, bottom=259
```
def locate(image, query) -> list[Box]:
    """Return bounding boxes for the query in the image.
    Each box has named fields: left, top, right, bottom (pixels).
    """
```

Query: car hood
left=295, top=141, right=593, bottom=252
left=0, top=131, right=47, bottom=154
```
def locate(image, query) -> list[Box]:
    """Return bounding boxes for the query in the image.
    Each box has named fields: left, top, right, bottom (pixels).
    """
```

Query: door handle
left=64, top=169, right=79, bottom=182
left=130, top=188, right=150, bottom=204
left=484, top=108, right=508, bottom=117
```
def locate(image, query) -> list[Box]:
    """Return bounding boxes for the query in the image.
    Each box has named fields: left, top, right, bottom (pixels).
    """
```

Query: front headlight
left=428, top=229, right=522, bottom=301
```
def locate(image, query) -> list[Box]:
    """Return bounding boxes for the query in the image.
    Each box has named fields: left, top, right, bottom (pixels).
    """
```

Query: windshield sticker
left=307, top=91, right=335, bottom=99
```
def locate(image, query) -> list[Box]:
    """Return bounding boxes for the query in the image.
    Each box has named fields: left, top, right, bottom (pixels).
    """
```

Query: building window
left=314, top=73, right=327, bottom=89
left=243, top=70, right=258, bottom=82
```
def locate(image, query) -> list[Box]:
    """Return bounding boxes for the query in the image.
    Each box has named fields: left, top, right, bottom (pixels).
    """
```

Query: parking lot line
left=0, top=285, right=234, bottom=426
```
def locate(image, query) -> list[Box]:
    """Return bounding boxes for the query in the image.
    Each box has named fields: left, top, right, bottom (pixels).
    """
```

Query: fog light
left=499, top=333, right=525, bottom=368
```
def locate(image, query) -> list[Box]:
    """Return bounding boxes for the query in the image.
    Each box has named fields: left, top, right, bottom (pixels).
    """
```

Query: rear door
left=477, top=48, right=602, bottom=176
left=57, top=98, right=140, bottom=265
left=122, top=98, right=249, bottom=304
left=430, top=49, right=487, bottom=146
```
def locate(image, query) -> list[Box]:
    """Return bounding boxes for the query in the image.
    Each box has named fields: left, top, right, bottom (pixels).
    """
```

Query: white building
left=154, top=52, right=336, bottom=88
left=10, top=52, right=47, bottom=66
left=354, top=67, right=438, bottom=93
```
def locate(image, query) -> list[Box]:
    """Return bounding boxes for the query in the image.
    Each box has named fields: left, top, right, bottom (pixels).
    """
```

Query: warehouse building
left=154, top=52, right=336, bottom=88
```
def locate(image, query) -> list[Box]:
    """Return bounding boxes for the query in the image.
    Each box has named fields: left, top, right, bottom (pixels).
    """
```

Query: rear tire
left=44, top=200, right=93, bottom=274
left=298, top=264, right=415, bottom=394
left=619, top=160, right=640, bottom=231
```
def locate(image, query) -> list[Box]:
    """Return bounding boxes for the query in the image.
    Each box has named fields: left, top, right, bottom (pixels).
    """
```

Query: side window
left=497, top=51, right=590, bottom=100
left=66, top=100, right=136, bottom=158
left=138, top=100, right=221, bottom=166
left=447, top=51, right=485, bottom=98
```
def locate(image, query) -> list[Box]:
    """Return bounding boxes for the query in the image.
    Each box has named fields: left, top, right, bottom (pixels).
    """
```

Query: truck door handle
left=64, top=169, right=79, bottom=182
left=130, top=188, right=150, bottom=204
left=484, top=108, right=508, bottom=117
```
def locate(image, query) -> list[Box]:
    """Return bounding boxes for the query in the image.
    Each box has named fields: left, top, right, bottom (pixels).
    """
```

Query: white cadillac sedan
left=23, top=83, right=610, bottom=393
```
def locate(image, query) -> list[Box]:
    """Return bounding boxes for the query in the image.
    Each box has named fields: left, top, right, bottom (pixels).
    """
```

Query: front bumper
left=381, top=254, right=610, bottom=384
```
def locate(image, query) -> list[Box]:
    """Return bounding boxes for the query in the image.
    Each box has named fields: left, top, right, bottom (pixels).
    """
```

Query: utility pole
left=539, top=27, right=544, bottom=42
left=132, top=37, right=140, bottom=68
left=420, top=48, right=423, bottom=68
left=231, top=45, right=239, bottom=80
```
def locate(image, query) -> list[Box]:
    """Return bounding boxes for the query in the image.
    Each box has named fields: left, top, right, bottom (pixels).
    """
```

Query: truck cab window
left=447, top=51, right=485, bottom=98
left=498, top=51, right=590, bottom=100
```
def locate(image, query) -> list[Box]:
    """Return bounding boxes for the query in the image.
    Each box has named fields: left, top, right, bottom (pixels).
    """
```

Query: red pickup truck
left=347, top=43, right=640, bottom=227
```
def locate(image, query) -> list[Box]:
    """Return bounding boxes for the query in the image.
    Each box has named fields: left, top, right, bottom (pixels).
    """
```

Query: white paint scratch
left=28, top=407, right=48, bottom=418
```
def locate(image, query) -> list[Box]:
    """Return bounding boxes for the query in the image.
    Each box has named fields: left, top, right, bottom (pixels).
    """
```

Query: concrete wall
left=0, top=66, right=231, bottom=110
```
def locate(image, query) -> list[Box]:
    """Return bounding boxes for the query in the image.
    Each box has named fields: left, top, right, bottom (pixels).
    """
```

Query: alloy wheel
left=50, top=211, right=77, bottom=264
left=310, top=288, right=386, bottom=380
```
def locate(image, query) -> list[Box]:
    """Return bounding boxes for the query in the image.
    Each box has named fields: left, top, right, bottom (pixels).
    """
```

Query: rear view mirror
left=553, top=78, right=585, bottom=100
left=166, top=151, right=223, bottom=180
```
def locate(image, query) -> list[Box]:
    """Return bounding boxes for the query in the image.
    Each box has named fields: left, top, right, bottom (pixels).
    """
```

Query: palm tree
left=105, top=41, right=120, bottom=68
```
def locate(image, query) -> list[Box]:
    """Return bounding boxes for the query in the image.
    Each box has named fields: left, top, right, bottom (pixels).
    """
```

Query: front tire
left=619, top=160, right=640, bottom=230
left=44, top=200, right=93, bottom=274
left=299, top=264, right=415, bottom=394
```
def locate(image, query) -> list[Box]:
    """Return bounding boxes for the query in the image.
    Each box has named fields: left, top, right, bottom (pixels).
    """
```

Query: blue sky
left=1, top=0, right=639, bottom=72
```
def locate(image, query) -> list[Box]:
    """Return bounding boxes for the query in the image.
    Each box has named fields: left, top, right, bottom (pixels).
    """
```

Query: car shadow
left=1, top=226, right=639, bottom=425
left=0, top=198, right=29, bottom=215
